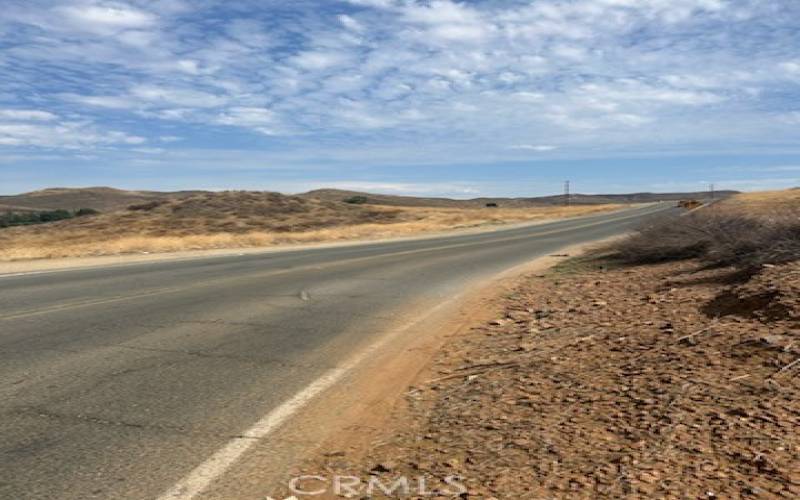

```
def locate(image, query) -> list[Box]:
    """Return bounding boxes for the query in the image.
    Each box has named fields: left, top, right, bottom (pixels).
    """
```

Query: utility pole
left=709, top=183, right=715, bottom=201
left=564, top=180, right=571, bottom=206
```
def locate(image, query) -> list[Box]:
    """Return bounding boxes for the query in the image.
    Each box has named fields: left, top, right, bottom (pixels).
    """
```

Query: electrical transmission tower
left=564, top=180, right=571, bottom=206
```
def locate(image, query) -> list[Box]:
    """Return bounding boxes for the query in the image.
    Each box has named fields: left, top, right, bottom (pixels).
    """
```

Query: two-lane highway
left=0, top=203, right=673, bottom=499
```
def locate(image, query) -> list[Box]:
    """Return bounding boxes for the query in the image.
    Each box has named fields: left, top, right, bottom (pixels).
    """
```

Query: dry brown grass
left=717, top=188, right=800, bottom=214
left=0, top=191, right=625, bottom=261
left=608, top=188, right=800, bottom=270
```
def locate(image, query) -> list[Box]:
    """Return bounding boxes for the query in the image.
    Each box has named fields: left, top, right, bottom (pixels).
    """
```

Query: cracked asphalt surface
left=0, top=203, right=673, bottom=499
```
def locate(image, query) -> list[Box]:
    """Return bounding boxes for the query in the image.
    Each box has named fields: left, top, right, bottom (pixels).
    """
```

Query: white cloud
left=116, top=29, right=159, bottom=47
left=611, top=113, right=653, bottom=127
left=400, top=0, right=490, bottom=43
left=336, top=108, right=394, bottom=130
left=216, top=107, right=276, bottom=127
left=510, top=145, right=558, bottom=152
left=662, top=74, right=721, bottom=88
left=175, top=59, right=201, bottom=75
left=512, top=92, right=546, bottom=102
left=338, top=14, right=364, bottom=32
left=782, top=61, right=800, bottom=73
left=552, top=45, right=587, bottom=61
left=132, top=147, right=164, bottom=154
left=0, top=109, right=58, bottom=121
left=56, top=2, right=157, bottom=33
left=346, top=0, right=396, bottom=8
left=579, top=82, right=724, bottom=106
left=61, top=94, right=137, bottom=109
left=130, top=85, right=228, bottom=108
left=428, top=23, right=489, bottom=42
left=291, top=51, right=351, bottom=71
left=780, top=61, right=800, bottom=83
left=0, top=121, right=145, bottom=149
left=403, top=1, right=482, bottom=25
left=779, top=112, right=800, bottom=125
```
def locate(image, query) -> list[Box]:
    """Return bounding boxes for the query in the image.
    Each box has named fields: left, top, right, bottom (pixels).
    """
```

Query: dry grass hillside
left=716, top=188, right=800, bottom=214
left=0, top=190, right=624, bottom=261
left=0, top=187, right=201, bottom=212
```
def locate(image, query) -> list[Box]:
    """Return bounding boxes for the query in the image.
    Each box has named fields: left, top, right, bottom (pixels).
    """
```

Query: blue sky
left=1, top=0, right=799, bottom=197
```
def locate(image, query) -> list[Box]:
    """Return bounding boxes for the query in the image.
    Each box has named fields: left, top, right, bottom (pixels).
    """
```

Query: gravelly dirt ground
left=294, top=257, right=800, bottom=499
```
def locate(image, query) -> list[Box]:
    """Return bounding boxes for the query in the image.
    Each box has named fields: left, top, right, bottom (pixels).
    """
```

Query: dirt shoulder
left=288, top=256, right=800, bottom=498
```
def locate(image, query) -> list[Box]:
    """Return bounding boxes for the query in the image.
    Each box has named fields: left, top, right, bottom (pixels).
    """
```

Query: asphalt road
left=0, top=203, right=674, bottom=499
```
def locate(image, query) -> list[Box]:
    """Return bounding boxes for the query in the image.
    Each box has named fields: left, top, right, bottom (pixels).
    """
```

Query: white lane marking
left=156, top=298, right=452, bottom=500
left=156, top=367, right=347, bottom=500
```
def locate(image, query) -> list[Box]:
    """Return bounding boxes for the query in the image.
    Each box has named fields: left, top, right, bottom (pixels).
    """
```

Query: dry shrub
left=127, top=200, right=165, bottom=211
left=744, top=214, right=800, bottom=267
left=610, top=210, right=800, bottom=269
left=610, top=212, right=732, bottom=264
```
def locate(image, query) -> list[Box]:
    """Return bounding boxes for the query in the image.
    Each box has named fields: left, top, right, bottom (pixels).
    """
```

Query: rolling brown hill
left=299, top=189, right=496, bottom=208
left=1, top=186, right=737, bottom=214
left=0, top=187, right=204, bottom=212
left=5, top=191, right=401, bottom=238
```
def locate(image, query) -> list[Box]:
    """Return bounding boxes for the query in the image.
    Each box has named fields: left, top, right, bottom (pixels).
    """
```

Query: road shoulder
left=275, top=251, right=800, bottom=498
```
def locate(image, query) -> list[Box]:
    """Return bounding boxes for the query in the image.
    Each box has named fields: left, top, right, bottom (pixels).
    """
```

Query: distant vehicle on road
left=678, top=199, right=703, bottom=209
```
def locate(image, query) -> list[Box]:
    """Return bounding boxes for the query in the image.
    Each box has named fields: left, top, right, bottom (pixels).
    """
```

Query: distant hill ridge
left=0, top=186, right=738, bottom=213
left=300, top=188, right=738, bottom=208
left=0, top=187, right=203, bottom=212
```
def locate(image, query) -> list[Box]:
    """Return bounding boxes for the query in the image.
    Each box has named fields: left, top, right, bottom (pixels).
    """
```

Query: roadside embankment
left=292, top=257, right=799, bottom=498
left=286, top=190, right=799, bottom=498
